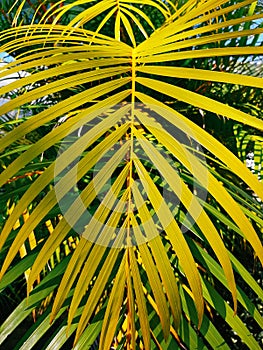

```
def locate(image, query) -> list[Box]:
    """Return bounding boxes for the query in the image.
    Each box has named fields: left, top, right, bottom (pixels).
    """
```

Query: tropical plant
left=0, top=0, right=263, bottom=349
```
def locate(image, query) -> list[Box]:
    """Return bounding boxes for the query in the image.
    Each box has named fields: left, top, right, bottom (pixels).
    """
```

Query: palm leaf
left=0, top=0, right=263, bottom=348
